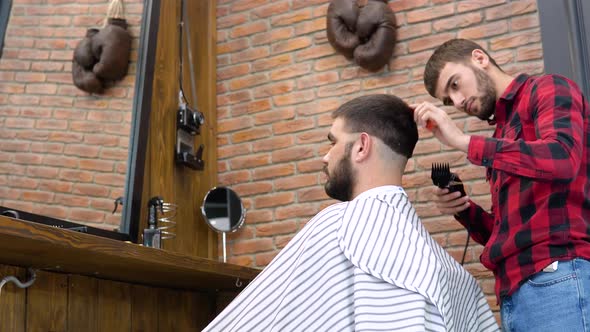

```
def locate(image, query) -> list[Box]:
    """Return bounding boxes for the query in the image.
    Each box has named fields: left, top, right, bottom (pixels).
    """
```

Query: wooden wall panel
left=97, top=280, right=132, bottom=332
left=0, top=265, right=26, bottom=332
left=26, top=271, right=68, bottom=332
left=0, top=263, right=235, bottom=331
left=131, top=284, right=158, bottom=332
left=140, top=0, right=219, bottom=259
left=67, top=275, right=99, bottom=331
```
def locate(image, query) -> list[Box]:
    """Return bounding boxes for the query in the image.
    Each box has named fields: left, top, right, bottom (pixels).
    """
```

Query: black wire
left=178, top=0, right=188, bottom=105
left=460, top=231, right=470, bottom=265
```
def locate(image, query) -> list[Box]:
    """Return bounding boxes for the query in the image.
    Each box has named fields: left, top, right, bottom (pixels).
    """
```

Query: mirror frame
left=120, top=0, right=161, bottom=243
left=201, top=187, right=247, bottom=234
left=0, top=0, right=161, bottom=242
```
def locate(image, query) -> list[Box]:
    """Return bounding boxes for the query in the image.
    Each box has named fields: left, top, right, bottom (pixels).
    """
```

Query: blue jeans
left=500, top=258, right=590, bottom=332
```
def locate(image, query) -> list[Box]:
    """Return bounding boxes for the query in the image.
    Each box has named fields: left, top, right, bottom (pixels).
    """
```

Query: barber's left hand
left=410, top=101, right=470, bottom=153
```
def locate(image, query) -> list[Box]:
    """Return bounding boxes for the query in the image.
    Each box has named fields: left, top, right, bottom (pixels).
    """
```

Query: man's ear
left=354, top=133, right=371, bottom=162
left=471, top=49, right=489, bottom=69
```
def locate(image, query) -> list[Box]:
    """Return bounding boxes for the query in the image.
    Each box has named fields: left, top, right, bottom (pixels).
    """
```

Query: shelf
left=0, top=215, right=260, bottom=291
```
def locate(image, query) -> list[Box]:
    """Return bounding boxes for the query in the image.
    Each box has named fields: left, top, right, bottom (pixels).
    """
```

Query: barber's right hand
left=433, top=187, right=470, bottom=215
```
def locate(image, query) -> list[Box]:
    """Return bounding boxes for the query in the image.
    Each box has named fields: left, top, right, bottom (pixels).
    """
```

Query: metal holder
left=158, top=202, right=177, bottom=240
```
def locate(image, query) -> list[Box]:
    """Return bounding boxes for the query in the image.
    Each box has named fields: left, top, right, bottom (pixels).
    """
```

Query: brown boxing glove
left=353, top=0, right=397, bottom=72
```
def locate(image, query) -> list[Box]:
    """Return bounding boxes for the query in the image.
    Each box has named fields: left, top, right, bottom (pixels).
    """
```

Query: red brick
left=490, top=31, right=541, bottom=51
left=252, top=2, right=290, bottom=19
left=252, top=54, right=292, bottom=72
left=256, top=221, right=297, bottom=237
left=458, top=21, right=509, bottom=40
left=65, top=145, right=100, bottom=158
left=270, top=9, right=313, bottom=26
left=272, top=146, right=315, bottom=163
left=244, top=209, right=274, bottom=224
left=296, top=98, right=340, bottom=116
left=253, top=164, right=295, bottom=180
left=272, top=36, right=312, bottom=55
left=218, top=143, right=252, bottom=159
left=275, top=174, right=318, bottom=191
left=231, top=46, right=271, bottom=63
left=253, top=107, right=296, bottom=125
left=230, top=154, right=271, bottom=170
left=272, top=118, right=315, bottom=134
left=457, top=0, right=507, bottom=13
left=407, top=4, right=454, bottom=23
left=298, top=186, right=328, bottom=202
left=231, top=238, right=274, bottom=255
left=251, top=27, right=293, bottom=46
left=218, top=170, right=251, bottom=185
left=232, top=127, right=272, bottom=143
left=270, top=63, right=311, bottom=80
left=433, top=12, right=482, bottom=32
left=227, top=255, right=254, bottom=267
left=317, top=81, right=360, bottom=97
left=252, top=81, right=295, bottom=98
left=516, top=44, right=543, bottom=61
left=389, top=0, right=429, bottom=12
left=313, top=55, right=349, bottom=71
left=233, top=182, right=274, bottom=196
left=229, top=73, right=268, bottom=91
left=231, top=0, right=270, bottom=13
left=485, top=0, right=537, bottom=21
left=254, top=192, right=295, bottom=208
left=231, top=99, right=273, bottom=116
left=217, top=63, right=250, bottom=80
left=397, top=22, right=432, bottom=41
left=294, top=17, right=325, bottom=36
left=511, top=14, right=539, bottom=31
left=276, top=235, right=295, bottom=249
left=217, top=38, right=249, bottom=55
left=295, top=44, right=334, bottom=62
left=217, top=117, right=252, bottom=133
left=273, top=90, right=315, bottom=106
left=217, top=90, right=251, bottom=106
left=275, top=203, right=318, bottom=220
left=296, top=71, right=339, bottom=89
left=408, top=32, right=456, bottom=53
left=231, top=21, right=268, bottom=38
left=252, top=136, right=295, bottom=152
left=217, top=13, right=248, bottom=29
left=254, top=251, right=278, bottom=267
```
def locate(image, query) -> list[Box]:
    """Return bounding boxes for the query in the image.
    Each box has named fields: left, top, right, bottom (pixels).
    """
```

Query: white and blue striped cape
left=204, top=186, right=499, bottom=332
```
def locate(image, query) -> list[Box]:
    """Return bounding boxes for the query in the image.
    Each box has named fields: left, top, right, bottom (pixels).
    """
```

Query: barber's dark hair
left=332, top=94, right=418, bottom=158
left=424, top=38, right=501, bottom=97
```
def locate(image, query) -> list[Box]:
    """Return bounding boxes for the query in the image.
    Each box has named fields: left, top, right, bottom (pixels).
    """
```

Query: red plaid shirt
left=460, top=73, right=590, bottom=301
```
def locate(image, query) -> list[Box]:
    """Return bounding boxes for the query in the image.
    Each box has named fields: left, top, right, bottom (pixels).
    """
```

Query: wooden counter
left=0, top=215, right=259, bottom=291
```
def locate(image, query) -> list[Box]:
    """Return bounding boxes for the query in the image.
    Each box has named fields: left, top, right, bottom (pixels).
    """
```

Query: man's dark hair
left=424, top=38, right=502, bottom=97
left=332, top=94, right=418, bottom=158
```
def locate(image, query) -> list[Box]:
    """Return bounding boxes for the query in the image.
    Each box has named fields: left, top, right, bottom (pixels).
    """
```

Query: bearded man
left=413, top=38, right=590, bottom=332
left=204, top=94, right=499, bottom=332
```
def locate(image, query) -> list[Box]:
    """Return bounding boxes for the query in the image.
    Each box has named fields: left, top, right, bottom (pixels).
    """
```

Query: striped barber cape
left=204, top=186, right=499, bottom=332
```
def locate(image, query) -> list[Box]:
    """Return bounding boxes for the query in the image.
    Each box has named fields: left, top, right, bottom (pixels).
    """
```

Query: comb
left=425, top=119, right=436, bottom=131
left=431, top=163, right=466, bottom=197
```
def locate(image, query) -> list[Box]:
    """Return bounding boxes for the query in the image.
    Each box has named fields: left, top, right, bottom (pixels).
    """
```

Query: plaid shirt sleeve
left=468, top=75, right=584, bottom=182
left=454, top=201, right=494, bottom=246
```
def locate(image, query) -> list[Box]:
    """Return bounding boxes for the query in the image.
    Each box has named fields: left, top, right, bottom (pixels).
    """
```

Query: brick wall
left=0, top=0, right=143, bottom=228
left=216, top=0, right=543, bottom=313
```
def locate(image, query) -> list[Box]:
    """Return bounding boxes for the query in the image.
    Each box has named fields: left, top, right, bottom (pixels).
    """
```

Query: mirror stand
left=200, top=187, right=246, bottom=263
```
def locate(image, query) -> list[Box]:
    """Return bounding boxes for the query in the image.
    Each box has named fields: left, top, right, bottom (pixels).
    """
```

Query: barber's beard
left=473, top=67, right=497, bottom=121
left=324, top=143, right=356, bottom=202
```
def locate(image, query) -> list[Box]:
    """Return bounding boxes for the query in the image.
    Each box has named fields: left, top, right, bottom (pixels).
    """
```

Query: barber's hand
left=433, top=187, right=470, bottom=215
left=410, top=102, right=470, bottom=153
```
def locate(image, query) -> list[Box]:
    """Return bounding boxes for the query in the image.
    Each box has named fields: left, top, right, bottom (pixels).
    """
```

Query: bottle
left=143, top=197, right=162, bottom=248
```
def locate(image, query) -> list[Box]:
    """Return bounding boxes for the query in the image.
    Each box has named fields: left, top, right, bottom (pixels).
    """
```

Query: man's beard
left=324, top=143, right=355, bottom=202
left=472, top=66, right=497, bottom=121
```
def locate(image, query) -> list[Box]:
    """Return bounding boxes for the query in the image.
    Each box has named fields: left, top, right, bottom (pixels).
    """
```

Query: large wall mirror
left=0, top=0, right=161, bottom=242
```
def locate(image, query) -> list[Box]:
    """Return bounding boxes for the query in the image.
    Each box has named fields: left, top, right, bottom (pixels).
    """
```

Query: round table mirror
left=201, top=186, right=246, bottom=262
